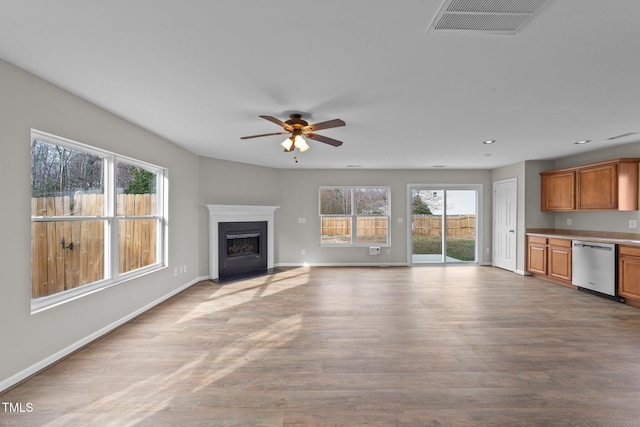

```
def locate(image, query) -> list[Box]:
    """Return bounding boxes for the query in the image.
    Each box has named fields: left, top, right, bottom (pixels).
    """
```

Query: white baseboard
left=279, top=262, right=498, bottom=268
left=0, top=276, right=206, bottom=394
left=277, top=262, right=408, bottom=267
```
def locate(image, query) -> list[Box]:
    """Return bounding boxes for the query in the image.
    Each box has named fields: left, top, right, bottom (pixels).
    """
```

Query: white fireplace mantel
left=206, top=204, right=279, bottom=280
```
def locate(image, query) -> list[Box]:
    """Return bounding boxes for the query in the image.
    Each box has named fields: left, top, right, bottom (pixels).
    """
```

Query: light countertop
left=526, top=229, right=640, bottom=246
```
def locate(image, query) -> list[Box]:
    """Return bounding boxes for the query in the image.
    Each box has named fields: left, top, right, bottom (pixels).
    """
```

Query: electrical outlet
left=301, top=249, right=306, bottom=255
left=184, top=265, right=187, bottom=273
left=173, top=268, right=178, bottom=277
left=386, top=249, right=391, bottom=255
left=567, top=218, right=572, bottom=226
left=630, top=220, right=637, bottom=229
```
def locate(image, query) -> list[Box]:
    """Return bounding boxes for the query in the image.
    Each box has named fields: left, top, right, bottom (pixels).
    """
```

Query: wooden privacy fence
left=31, top=194, right=157, bottom=298
left=321, top=215, right=475, bottom=239
left=412, top=214, right=475, bottom=238
left=321, top=217, right=388, bottom=237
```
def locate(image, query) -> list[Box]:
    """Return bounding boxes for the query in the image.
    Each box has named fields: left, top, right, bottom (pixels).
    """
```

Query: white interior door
left=493, top=179, right=517, bottom=272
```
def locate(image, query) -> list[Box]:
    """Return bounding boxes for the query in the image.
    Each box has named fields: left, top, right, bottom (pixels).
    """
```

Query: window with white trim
left=30, top=130, right=167, bottom=312
left=319, top=187, right=390, bottom=246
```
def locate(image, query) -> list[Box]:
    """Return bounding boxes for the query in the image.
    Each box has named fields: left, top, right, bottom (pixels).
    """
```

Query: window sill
left=31, top=264, right=165, bottom=314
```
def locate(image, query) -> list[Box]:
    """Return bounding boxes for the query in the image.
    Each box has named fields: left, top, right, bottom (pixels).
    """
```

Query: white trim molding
left=206, top=205, right=279, bottom=280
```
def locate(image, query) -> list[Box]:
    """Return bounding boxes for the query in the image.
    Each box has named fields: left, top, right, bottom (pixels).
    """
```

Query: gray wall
left=524, top=160, right=556, bottom=232
left=197, top=164, right=494, bottom=270
left=198, top=157, right=281, bottom=276
left=552, top=142, right=640, bottom=233
left=276, top=169, right=493, bottom=266
left=0, top=59, right=201, bottom=389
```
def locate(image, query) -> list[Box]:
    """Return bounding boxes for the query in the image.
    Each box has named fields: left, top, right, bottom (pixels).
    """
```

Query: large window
left=30, top=130, right=166, bottom=312
left=320, top=187, right=390, bottom=246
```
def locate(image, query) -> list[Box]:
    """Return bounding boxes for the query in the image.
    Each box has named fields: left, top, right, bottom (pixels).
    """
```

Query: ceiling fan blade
left=304, top=118, right=346, bottom=132
left=259, top=115, right=293, bottom=131
left=240, top=131, right=289, bottom=140
left=305, top=133, right=344, bottom=147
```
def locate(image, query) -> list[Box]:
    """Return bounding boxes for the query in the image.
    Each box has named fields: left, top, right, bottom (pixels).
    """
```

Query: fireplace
left=206, top=205, right=279, bottom=282
left=218, top=221, right=267, bottom=279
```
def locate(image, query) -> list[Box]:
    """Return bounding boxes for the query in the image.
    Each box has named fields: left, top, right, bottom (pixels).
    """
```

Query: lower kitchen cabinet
left=527, top=236, right=547, bottom=275
left=548, top=238, right=572, bottom=282
left=527, top=235, right=573, bottom=287
left=619, top=245, right=640, bottom=304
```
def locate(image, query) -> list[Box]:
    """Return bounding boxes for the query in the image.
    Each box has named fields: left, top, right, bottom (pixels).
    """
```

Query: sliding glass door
left=410, top=186, right=479, bottom=264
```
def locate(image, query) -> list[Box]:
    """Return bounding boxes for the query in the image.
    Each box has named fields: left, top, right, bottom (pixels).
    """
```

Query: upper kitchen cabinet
left=541, top=159, right=640, bottom=212
left=541, top=170, right=575, bottom=211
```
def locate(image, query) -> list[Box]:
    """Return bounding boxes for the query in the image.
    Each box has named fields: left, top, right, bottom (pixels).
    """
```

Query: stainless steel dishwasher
left=572, top=240, right=618, bottom=299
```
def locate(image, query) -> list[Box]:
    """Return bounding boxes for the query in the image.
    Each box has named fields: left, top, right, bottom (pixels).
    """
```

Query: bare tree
left=31, top=139, right=103, bottom=197
left=320, top=188, right=351, bottom=215
left=412, top=190, right=443, bottom=215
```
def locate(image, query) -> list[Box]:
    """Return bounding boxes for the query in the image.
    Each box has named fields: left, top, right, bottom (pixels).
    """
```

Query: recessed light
left=484, top=154, right=492, bottom=157
left=346, top=165, right=362, bottom=168
left=574, top=140, right=591, bottom=145
left=432, top=165, right=446, bottom=168
left=483, top=140, right=496, bottom=144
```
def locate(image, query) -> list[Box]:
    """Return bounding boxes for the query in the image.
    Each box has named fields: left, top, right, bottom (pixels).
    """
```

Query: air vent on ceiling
left=428, top=0, right=553, bottom=35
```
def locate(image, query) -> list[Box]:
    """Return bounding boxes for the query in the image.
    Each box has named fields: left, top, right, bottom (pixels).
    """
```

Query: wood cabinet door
left=619, top=247, right=640, bottom=301
left=542, top=171, right=575, bottom=211
left=548, top=245, right=572, bottom=282
left=528, top=244, right=547, bottom=275
left=576, top=164, right=617, bottom=210
left=617, top=161, right=640, bottom=210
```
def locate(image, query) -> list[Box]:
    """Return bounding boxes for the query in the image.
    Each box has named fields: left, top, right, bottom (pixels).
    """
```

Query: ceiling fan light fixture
left=242, top=114, right=345, bottom=152
left=281, top=137, right=295, bottom=151
left=294, top=135, right=310, bottom=152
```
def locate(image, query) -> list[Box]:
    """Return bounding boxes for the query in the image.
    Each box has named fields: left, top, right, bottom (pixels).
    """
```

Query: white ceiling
left=1, top=0, right=639, bottom=169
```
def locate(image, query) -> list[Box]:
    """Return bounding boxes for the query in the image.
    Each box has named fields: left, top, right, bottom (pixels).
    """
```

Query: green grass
left=412, top=235, right=475, bottom=261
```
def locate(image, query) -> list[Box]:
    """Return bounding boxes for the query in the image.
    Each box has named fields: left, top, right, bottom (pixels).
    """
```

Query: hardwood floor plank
left=2, top=266, right=640, bottom=426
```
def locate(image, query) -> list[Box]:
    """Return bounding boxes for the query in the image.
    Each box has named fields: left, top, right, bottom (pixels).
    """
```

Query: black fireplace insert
left=218, top=221, right=267, bottom=280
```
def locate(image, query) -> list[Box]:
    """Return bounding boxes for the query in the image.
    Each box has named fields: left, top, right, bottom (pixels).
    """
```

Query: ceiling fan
left=240, top=113, right=346, bottom=152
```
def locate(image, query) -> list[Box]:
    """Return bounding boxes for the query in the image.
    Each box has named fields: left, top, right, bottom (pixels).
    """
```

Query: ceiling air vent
left=428, top=0, right=553, bottom=35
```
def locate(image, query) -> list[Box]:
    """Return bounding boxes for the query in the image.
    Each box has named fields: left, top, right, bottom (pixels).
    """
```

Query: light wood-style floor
left=3, top=266, right=640, bottom=426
